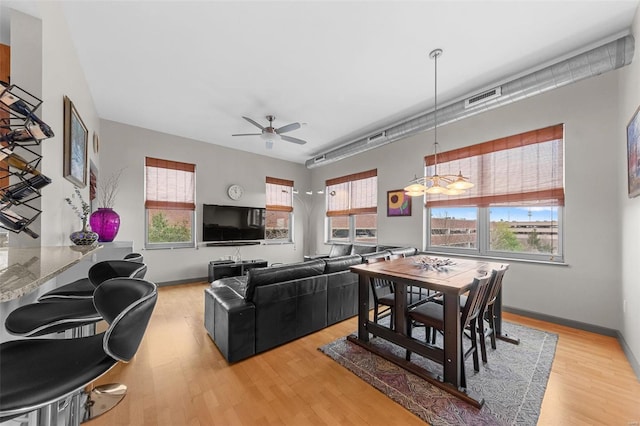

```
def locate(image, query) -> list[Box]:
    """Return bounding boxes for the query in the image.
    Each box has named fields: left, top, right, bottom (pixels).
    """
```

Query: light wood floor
left=88, top=282, right=640, bottom=425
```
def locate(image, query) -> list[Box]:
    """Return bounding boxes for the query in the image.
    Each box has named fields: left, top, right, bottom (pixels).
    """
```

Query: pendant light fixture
left=404, top=49, right=473, bottom=197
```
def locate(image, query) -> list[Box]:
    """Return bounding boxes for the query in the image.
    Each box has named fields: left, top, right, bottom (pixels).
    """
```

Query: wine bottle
left=0, top=174, right=52, bottom=203
left=0, top=205, right=39, bottom=238
left=0, top=86, right=54, bottom=138
left=0, top=147, right=41, bottom=175
left=0, top=123, right=50, bottom=142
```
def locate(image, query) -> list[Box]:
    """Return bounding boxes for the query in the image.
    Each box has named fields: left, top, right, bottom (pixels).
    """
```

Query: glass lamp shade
left=403, top=182, right=427, bottom=196
left=442, top=187, right=465, bottom=195
left=446, top=173, right=475, bottom=190
left=89, top=208, right=121, bottom=242
left=425, top=184, right=449, bottom=194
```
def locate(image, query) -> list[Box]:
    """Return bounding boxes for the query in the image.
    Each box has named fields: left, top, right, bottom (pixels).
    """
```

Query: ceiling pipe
left=306, top=34, right=635, bottom=169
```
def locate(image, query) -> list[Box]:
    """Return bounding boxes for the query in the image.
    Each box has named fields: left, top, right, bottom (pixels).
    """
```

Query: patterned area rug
left=319, top=321, right=557, bottom=425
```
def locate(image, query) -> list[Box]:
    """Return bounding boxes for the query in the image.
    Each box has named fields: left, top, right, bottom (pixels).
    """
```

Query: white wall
left=619, top=6, right=640, bottom=368
left=311, top=70, right=623, bottom=331
left=99, top=120, right=310, bottom=283
left=7, top=3, right=101, bottom=246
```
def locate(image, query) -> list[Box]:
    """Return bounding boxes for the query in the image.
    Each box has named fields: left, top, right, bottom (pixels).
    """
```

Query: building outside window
left=265, top=177, right=294, bottom=242
left=326, top=169, right=377, bottom=244
left=425, top=124, right=564, bottom=262
left=144, top=157, right=196, bottom=249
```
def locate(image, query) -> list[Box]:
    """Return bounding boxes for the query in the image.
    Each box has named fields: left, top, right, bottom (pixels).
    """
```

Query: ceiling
left=1, top=1, right=638, bottom=164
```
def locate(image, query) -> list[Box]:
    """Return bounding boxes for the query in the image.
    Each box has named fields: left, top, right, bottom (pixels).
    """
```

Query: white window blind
left=426, top=124, right=564, bottom=207
left=145, top=157, right=195, bottom=210
left=326, top=169, right=377, bottom=217
left=266, top=177, right=293, bottom=212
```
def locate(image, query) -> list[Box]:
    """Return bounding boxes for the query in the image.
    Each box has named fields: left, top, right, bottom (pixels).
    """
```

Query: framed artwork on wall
left=627, top=105, right=640, bottom=198
left=387, top=189, right=411, bottom=216
left=63, top=95, right=88, bottom=187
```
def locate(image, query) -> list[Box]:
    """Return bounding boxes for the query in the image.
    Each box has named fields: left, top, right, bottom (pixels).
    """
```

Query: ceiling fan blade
left=242, top=116, right=265, bottom=130
left=281, top=135, right=307, bottom=145
left=275, top=122, right=301, bottom=134
left=232, top=133, right=262, bottom=136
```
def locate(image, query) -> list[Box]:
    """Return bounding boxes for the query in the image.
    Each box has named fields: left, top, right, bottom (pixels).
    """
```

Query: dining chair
left=367, top=254, right=426, bottom=329
left=476, top=265, right=509, bottom=362
left=405, top=275, right=492, bottom=388
left=367, top=256, right=394, bottom=326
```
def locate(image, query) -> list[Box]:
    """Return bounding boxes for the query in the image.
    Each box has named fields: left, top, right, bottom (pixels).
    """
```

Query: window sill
left=421, top=250, right=568, bottom=267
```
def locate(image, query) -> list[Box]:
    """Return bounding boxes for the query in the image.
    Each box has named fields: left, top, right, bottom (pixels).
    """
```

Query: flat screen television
left=202, top=204, right=266, bottom=242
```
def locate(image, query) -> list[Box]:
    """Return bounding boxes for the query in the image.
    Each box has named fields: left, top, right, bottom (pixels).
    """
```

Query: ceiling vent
left=306, top=34, right=635, bottom=169
left=464, top=86, right=502, bottom=108
left=367, top=131, right=387, bottom=143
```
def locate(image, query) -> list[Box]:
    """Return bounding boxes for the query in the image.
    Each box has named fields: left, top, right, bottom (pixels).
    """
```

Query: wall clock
left=227, top=184, right=244, bottom=200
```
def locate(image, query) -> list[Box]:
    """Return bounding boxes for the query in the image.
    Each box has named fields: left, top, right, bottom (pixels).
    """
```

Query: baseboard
left=504, top=305, right=640, bottom=381
left=157, top=277, right=208, bottom=287
left=617, top=331, right=640, bottom=381
left=503, top=306, right=618, bottom=336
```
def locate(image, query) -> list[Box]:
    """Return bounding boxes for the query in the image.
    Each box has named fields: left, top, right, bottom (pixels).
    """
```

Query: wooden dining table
left=348, top=255, right=512, bottom=408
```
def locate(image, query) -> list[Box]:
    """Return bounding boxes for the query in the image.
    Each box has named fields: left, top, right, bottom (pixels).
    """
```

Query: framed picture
left=387, top=189, right=411, bottom=216
left=627, top=105, right=640, bottom=198
left=63, top=95, right=88, bottom=187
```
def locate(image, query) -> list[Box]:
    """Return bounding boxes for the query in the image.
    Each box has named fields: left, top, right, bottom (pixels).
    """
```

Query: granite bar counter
left=0, top=245, right=102, bottom=302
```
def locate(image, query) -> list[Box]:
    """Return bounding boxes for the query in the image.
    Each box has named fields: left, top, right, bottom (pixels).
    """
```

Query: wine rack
left=0, top=82, right=55, bottom=239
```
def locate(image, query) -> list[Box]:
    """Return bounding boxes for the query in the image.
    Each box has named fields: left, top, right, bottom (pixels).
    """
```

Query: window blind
left=145, top=157, right=195, bottom=210
left=266, top=176, right=294, bottom=212
left=425, top=124, right=564, bottom=208
left=326, top=169, right=377, bottom=216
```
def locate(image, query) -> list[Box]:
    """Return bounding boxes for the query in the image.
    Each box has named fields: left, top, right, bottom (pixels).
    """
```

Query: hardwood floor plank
left=85, top=282, right=640, bottom=425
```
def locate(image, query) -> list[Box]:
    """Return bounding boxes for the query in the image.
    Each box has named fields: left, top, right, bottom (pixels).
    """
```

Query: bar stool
left=5, top=260, right=148, bottom=337
left=38, top=253, right=144, bottom=301
left=0, top=277, right=157, bottom=425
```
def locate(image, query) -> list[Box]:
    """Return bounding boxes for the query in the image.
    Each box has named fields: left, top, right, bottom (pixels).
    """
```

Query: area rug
left=319, top=321, right=557, bottom=425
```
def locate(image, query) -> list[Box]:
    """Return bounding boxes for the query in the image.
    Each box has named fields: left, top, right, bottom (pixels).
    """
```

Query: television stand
left=208, top=259, right=268, bottom=282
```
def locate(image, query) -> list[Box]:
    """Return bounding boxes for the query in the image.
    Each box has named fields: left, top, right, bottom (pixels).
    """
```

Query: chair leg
left=405, top=320, right=412, bottom=361
left=374, top=303, right=379, bottom=324
left=459, top=342, right=467, bottom=389
left=470, top=324, right=480, bottom=373
left=488, top=305, right=497, bottom=349
left=390, top=309, right=394, bottom=331
left=478, top=316, right=488, bottom=363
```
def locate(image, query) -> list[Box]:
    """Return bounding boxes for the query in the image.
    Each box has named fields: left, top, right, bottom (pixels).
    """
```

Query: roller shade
left=145, top=157, right=195, bottom=210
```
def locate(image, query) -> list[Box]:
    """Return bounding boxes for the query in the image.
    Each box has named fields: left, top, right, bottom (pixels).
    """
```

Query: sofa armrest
left=204, top=286, right=256, bottom=363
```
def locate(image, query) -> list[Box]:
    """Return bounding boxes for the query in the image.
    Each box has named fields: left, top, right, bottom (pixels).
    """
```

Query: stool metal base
left=80, top=384, right=127, bottom=423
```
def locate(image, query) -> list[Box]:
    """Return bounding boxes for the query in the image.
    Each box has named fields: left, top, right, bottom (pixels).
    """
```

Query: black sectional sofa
left=204, top=246, right=417, bottom=363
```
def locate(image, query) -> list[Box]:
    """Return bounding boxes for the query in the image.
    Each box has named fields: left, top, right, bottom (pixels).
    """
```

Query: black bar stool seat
left=4, top=299, right=101, bottom=337
left=38, top=254, right=144, bottom=301
left=5, top=260, right=147, bottom=338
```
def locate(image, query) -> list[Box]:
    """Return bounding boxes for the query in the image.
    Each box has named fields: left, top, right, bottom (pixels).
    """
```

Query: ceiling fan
left=232, top=115, right=307, bottom=149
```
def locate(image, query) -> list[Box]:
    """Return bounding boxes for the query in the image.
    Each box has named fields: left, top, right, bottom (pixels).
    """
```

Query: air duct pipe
left=306, top=34, right=634, bottom=169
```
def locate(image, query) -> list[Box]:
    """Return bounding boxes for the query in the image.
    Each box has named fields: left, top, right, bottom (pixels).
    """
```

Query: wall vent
left=313, top=154, right=326, bottom=163
left=367, top=131, right=386, bottom=142
left=464, top=86, right=502, bottom=108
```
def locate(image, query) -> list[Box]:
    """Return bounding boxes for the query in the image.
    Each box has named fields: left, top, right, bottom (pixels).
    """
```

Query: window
left=326, top=169, right=377, bottom=244
left=144, top=157, right=196, bottom=249
left=265, top=177, right=293, bottom=242
left=425, top=124, right=564, bottom=262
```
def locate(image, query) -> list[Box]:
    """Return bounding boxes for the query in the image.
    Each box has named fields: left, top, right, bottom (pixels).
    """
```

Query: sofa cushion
left=245, top=259, right=325, bottom=301
left=389, top=247, right=418, bottom=257
left=328, top=244, right=352, bottom=257
left=211, top=276, right=248, bottom=298
left=323, top=254, right=362, bottom=274
left=351, top=245, right=377, bottom=255
left=360, top=250, right=391, bottom=262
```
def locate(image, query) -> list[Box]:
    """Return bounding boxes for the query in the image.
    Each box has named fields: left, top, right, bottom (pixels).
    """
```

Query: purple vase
left=89, top=208, right=121, bottom=242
